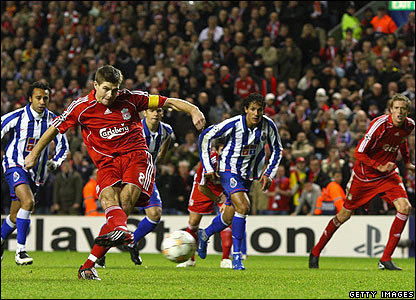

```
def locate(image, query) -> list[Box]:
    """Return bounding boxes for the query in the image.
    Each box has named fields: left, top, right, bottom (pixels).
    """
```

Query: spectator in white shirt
left=199, top=15, right=224, bottom=44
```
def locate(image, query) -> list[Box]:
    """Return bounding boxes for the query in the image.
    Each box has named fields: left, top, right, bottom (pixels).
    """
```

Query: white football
left=161, top=230, right=196, bottom=263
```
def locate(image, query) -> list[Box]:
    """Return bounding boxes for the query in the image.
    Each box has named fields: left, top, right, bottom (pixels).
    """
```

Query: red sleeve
left=400, top=119, right=414, bottom=165
left=400, top=138, right=410, bottom=165
left=51, top=102, right=80, bottom=134
left=354, top=118, right=382, bottom=169
left=123, top=90, right=167, bottom=111
left=195, top=162, right=203, bottom=184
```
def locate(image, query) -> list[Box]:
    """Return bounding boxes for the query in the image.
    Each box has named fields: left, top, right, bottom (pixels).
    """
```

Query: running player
left=1, top=81, right=68, bottom=265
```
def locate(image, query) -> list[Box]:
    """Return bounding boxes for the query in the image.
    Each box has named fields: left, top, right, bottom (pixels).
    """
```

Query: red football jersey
left=194, top=151, right=223, bottom=195
left=52, top=89, right=166, bottom=168
left=353, top=114, right=414, bottom=181
left=188, top=152, right=224, bottom=214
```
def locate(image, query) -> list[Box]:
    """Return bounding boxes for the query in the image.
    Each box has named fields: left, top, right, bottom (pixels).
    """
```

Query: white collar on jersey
left=29, top=106, right=45, bottom=120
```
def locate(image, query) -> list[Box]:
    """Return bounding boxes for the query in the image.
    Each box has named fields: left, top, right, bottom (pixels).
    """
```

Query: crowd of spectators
left=1, top=1, right=415, bottom=216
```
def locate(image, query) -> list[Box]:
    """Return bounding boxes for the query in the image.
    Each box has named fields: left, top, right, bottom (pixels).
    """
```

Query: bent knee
left=20, top=198, right=35, bottom=210
left=121, top=203, right=134, bottom=215
left=147, top=207, right=162, bottom=222
left=337, top=210, right=352, bottom=224
left=9, top=214, right=17, bottom=223
left=394, top=198, right=411, bottom=215
left=236, top=205, right=250, bottom=216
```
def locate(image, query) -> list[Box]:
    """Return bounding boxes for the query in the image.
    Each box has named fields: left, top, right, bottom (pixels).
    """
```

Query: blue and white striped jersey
left=141, top=118, right=173, bottom=164
left=199, top=114, right=283, bottom=180
left=1, top=104, right=69, bottom=185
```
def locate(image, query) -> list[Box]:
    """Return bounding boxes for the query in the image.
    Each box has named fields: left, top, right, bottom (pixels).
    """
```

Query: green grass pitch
left=1, top=251, right=414, bottom=299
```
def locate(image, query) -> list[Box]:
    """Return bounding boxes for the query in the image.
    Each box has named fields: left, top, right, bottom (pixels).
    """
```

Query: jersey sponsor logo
left=230, top=177, right=237, bottom=188
left=25, top=137, right=39, bottom=152
left=121, top=108, right=131, bottom=120
left=241, top=144, right=257, bottom=156
left=382, top=144, right=399, bottom=152
left=13, top=171, right=20, bottom=182
left=99, top=124, right=130, bottom=139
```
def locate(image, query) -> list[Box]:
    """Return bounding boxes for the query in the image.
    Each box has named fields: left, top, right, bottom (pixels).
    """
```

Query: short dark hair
left=95, top=65, right=124, bottom=85
left=28, top=81, right=51, bottom=99
left=241, top=93, right=265, bottom=114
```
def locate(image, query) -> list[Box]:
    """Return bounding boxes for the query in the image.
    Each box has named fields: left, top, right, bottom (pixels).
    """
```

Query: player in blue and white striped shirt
left=1, top=81, right=69, bottom=265
left=122, top=107, right=174, bottom=266
left=197, top=93, right=283, bottom=270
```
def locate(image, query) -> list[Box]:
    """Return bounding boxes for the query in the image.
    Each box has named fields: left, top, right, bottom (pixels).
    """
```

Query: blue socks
left=232, top=212, right=246, bottom=254
left=1, top=215, right=16, bottom=241
left=133, top=216, right=158, bottom=243
left=204, top=213, right=228, bottom=238
left=241, top=232, right=247, bottom=255
left=16, top=209, right=31, bottom=252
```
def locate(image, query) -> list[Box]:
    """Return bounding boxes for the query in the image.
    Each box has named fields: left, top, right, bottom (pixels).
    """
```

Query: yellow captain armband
left=148, top=95, right=159, bottom=108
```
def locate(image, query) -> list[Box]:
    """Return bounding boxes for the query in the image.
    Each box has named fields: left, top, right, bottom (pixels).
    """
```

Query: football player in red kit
left=309, top=93, right=414, bottom=271
left=25, top=65, right=205, bottom=280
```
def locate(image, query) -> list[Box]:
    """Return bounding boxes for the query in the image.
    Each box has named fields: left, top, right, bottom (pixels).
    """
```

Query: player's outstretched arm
left=163, top=98, right=205, bottom=131
left=24, top=126, right=59, bottom=170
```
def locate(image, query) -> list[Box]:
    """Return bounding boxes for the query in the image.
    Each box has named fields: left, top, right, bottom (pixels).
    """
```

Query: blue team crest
left=121, top=108, right=131, bottom=120
left=13, top=171, right=20, bottom=182
left=261, top=132, right=266, bottom=141
left=230, top=177, right=237, bottom=188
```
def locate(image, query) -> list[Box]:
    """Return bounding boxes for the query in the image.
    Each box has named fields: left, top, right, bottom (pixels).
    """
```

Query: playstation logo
left=353, top=225, right=385, bottom=257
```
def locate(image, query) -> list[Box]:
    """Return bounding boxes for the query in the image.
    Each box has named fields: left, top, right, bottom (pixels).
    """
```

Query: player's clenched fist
left=192, top=110, right=206, bottom=131
left=377, top=162, right=396, bottom=173
left=24, top=153, right=38, bottom=170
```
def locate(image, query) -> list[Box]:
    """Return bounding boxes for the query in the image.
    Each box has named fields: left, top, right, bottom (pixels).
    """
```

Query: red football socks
left=82, top=223, right=111, bottom=269
left=221, top=227, right=232, bottom=259
left=186, top=225, right=198, bottom=261
left=312, top=216, right=342, bottom=257
left=381, top=211, right=408, bottom=262
left=105, top=206, right=128, bottom=232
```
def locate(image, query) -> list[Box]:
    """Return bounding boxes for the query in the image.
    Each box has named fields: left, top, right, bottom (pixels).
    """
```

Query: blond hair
left=388, top=93, right=411, bottom=111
